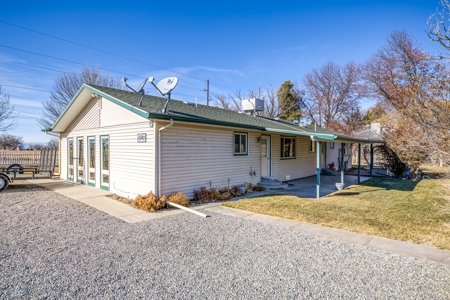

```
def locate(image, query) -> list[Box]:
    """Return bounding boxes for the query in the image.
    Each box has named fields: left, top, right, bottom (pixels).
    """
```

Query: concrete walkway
left=28, top=178, right=450, bottom=266
left=28, top=179, right=218, bottom=223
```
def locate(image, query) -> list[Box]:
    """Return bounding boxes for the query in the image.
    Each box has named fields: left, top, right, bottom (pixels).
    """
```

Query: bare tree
left=47, top=139, right=59, bottom=149
left=27, top=143, right=45, bottom=150
left=0, top=134, right=23, bottom=150
left=38, top=65, right=122, bottom=129
left=428, top=0, right=450, bottom=57
left=263, top=84, right=279, bottom=118
left=0, top=85, right=17, bottom=132
left=363, top=30, right=450, bottom=167
left=213, top=83, right=279, bottom=118
left=301, top=61, right=364, bottom=131
left=213, top=92, right=241, bottom=111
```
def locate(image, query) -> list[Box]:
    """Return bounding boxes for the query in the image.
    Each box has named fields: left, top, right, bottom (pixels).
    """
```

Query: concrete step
left=259, top=176, right=290, bottom=190
left=260, top=176, right=278, bottom=182
left=258, top=180, right=284, bottom=186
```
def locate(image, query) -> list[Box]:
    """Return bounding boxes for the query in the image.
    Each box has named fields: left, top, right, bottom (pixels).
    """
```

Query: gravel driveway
left=1, top=182, right=449, bottom=299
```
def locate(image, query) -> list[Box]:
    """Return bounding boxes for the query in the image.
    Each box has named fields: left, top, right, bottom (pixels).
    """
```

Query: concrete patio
left=272, top=173, right=371, bottom=198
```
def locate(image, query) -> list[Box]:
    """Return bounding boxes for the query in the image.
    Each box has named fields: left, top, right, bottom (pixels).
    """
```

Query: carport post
left=341, top=143, right=345, bottom=184
left=370, top=144, right=374, bottom=178
left=316, top=141, right=320, bottom=199
left=357, top=143, right=361, bottom=183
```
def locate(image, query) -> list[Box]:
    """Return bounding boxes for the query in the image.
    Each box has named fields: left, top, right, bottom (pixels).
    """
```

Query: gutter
left=158, top=119, right=173, bottom=197
left=265, top=128, right=337, bottom=141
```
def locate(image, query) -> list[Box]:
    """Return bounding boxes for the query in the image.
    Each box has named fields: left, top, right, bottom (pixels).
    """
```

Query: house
left=45, top=84, right=382, bottom=199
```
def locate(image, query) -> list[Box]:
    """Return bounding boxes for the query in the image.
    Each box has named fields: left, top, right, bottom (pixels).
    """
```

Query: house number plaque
left=137, top=133, right=147, bottom=143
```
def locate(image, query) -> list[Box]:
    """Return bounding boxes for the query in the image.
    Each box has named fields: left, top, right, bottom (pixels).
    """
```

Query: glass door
left=100, top=135, right=109, bottom=190
left=68, top=138, right=74, bottom=181
left=77, top=137, right=84, bottom=184
left=88, top=137, right=96, bottom=187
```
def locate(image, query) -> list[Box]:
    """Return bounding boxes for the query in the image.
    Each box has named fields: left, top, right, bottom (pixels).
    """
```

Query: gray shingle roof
left=86, top=84, right=383, bottom=143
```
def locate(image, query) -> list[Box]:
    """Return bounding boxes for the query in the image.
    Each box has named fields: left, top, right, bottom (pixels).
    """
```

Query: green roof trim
left=49, top=85, right=86, bottom=131
left=265, top=128, right=336, bottom=140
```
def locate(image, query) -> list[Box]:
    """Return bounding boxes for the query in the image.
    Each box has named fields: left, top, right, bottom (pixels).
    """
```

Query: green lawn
left=223, top=167, right=450, bottom=250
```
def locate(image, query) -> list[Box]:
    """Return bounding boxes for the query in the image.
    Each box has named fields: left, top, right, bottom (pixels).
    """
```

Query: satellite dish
left=148, top=76, right=179, bottom=114
left=156, top=77, right=179, bottom=96
left=122, top=77, right=148, bottom=106
left=136, top=78, right=147, bottom=94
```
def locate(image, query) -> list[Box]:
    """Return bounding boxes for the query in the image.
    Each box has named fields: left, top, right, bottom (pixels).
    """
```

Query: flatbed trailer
left=0, top=172, right=13, bottom=191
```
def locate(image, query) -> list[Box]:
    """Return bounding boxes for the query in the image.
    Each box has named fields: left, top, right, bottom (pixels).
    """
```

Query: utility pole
left=205, top=79, right=209, bottom=106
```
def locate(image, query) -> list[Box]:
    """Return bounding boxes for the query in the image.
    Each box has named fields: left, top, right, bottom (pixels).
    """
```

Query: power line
left=0, top=21, right=239, bottom=94
left=0, top=48, right=206, bottom=94
left=1, top=84, right=51, bottom=93
left=0, top=58, right=65, bottom=73
left=0, top=45, right=145, bottom=79
left=0, top=20, right=209, bottom=82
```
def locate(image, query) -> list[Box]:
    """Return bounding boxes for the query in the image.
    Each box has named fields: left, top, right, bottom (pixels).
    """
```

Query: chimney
left=370, top=123, right=381, bottom=135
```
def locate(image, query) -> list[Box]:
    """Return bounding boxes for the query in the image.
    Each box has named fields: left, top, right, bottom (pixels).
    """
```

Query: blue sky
left=0, top=0, right=444, bottom=143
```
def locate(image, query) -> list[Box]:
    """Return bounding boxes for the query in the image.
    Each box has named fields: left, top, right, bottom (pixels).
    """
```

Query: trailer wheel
left=0, top=174, right=9, bottom=191
left=6, top=164, right=24, bottom=174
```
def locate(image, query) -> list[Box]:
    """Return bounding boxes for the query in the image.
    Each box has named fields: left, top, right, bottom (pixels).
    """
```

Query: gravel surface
left=1, top=182, right=449, bottom=299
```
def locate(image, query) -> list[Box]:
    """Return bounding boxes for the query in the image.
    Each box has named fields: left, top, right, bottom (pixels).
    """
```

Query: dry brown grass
left=224, top=166, right=450, bottom=250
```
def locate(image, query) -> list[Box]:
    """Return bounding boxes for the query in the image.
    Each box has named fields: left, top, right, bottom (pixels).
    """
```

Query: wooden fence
left=0, top=150, right=59, bottom=166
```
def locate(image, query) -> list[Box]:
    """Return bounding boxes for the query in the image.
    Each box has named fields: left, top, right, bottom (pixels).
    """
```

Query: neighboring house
left=45, top=84, right=381, bottom=199
left=353, top=123, right=384, bottom=165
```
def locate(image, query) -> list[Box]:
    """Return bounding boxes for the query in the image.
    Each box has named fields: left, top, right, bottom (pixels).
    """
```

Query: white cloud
left=10, top=98, right=43, bottom=108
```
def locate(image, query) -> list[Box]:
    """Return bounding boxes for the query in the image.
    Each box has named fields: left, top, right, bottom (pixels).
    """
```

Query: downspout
left=158, top=119, right=173, bottom=197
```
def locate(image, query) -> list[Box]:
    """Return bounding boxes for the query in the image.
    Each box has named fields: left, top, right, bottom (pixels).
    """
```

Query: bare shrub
left=167, top=192, right=190, bottom=207
left=230, top=185, right=243, bottom=197
left=209, top=187, right=220, bottom=200
left=193, top=186, right=210, bottom=202
left=132, top=192, right=166, bottom=212
left=252, top=185, right=266, bottom=192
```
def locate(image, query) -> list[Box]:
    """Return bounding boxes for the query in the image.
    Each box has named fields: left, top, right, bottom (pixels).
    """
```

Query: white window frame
left=281, top=136, right=296, bottom=159
left=234, top=132, right=248, bottom=156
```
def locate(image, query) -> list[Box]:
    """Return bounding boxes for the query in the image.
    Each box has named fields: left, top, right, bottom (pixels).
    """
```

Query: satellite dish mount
left=148, top=76, right=179, bottom=114
left=122, top=77, right=148, bottom=106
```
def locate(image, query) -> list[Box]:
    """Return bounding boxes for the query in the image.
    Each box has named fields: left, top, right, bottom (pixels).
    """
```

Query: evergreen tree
left=277, top=80, right=301, bottom=121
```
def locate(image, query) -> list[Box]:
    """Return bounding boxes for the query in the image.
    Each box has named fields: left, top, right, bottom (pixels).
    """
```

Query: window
left=310, top=140, right=316, bottom=153
left=234, top=132, right=248, bottom=155
left=330, top=142, right=335, bottom=149
left=281, top=137, right=296, bottom=158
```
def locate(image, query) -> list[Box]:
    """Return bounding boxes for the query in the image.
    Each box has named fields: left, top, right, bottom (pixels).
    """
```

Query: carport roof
left=46, top=84, right=383, bottom=144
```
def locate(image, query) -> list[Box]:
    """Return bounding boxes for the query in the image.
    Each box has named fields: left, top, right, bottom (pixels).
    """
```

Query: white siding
left=159, top=123, right=261, bottom=198
left=271, top=134, right=317, bottom=181
left=67, top=98, right=100, bottom=132
left=326, top=142, right=353, bottom=169
left=100, top=98, right=142, bottom=127
left=61, top=98, right=155, bottom=198
left=326, top=142, right=340, bottom=168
